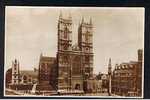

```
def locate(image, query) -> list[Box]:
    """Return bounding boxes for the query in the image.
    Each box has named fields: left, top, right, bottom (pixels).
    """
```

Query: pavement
left=5, top=88, right=123, bottom=97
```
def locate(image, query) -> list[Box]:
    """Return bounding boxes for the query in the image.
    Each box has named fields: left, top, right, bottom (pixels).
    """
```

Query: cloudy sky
left=5, top=7, right=144, bottom=74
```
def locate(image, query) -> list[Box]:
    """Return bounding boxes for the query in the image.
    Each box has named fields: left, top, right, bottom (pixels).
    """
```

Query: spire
left=15, top=59, right=17, bottom=64
left=108, top=58, right=112, bottom=95
left=18, top=61, right=20, bottom=69
left=78, top=21, right=81, bottom=29
left=90, top=17, right=92, bottom=25
left=108, top=58, right=112, bottom=75
left=108, top=58, right=111, bottom=67
left=81, top=17, right=84, bottom=24
left=115, top=64, right=118, bottom=69
left=59, top=11, right=63, bottom=19
left=40, top=53, right=43, bottom=58
left=78, top=21, right=80, bottom=26
left=18, top=61, right=20, bottom=75
left=12, top=60, right=14, bottom=65
left=68, top=12, right=72, bottom=20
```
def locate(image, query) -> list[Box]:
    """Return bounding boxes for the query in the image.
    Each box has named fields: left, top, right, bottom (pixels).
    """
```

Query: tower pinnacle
left=108, top=58, right=112, bottom=96
left=90, top=17, right=92, bottom=25
left=81, top=17, right=84, bottom=24
left=108, top=58, right=111, bottom=67
left=108, top=58, right=112, bottom=75
left=68, top=12, right=72, bottom=20
left=59, top=11, right=63, bottom=19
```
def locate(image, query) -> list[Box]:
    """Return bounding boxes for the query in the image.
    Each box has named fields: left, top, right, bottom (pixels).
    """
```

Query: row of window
left=115, top=64, right=136, bottom=70
left=113, top=72, right=134, bottom=77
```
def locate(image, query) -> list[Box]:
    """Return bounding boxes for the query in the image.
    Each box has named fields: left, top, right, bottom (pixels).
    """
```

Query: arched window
left=85, top=32, right=89, bottom=42
left=75, top=84, right=80, bottom=90
left=85, top=56, right=89, bottom=63
left=14, top=66, right=17, bottom=70
left=23, top=75, right=27, bottom=80
left=64, top=44, right=68, bottom=50
left=64, top=26, right=68, bottom=39
left=72, top=56, right=81, bottom=75
left=14, top=64, right=17, bottom=70
left=64, top=56, right=69, bottom=64
left=41, top=63, right=46, bottom=71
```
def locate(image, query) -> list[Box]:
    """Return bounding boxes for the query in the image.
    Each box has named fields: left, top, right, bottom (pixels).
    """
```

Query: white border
left=4, top=6, right=144, bottom=98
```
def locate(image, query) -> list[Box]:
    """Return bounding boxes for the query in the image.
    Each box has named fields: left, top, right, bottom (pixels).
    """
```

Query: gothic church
left=39, top=13, right=94, bottom=93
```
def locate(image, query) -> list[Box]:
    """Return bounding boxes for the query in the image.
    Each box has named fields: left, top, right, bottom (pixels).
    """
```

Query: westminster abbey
left=38, top=13, right=94, bottom=93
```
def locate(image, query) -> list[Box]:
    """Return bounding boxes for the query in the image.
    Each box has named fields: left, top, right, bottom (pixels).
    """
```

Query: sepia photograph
left=4, top=6, right=144, bottom=98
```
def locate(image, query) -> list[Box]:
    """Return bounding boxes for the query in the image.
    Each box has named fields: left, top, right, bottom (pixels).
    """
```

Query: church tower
left=108, top=58, right=112, bottom=75
left=108, top=58, right=112, bottom=95
left=11, top=59, right=20, bottom=85
left=57, top=12, right=72, bottom=51
left=78, top=17, right=93, bottom=79
left=57, top=13, right=72, bottom=90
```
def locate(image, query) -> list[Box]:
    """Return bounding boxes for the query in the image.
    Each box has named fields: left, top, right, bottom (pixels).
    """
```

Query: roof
left=121, top=60, right=138, bottom=65
left=40, top=56, right=56, bottom=63
left=129, top=61, right=138, bottom=64
left=6, top=68, right=12, bottom=73
left=20, top=70, right=38, bottom=79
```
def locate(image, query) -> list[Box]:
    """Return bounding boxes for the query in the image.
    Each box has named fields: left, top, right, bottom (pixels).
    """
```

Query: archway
left=75, top=84, right=80, bottom=90
left=23, top=75, right=27, bottom=84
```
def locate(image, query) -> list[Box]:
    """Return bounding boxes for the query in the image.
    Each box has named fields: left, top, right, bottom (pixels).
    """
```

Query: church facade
left=56, top=13, right=93, bottom=92
left=38, top=13, right=94, bottom=93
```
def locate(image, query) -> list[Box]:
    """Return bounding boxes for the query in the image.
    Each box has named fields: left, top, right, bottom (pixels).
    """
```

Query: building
left=112, top=49, right=143, bottom=96
left=11, top=59, right=20, bottom=85
left=38, top=13, right=94, bottom=94
left=20, top=70, right=38, bottom=85
left=101, top=74, right=109, bottom=93
left=6, top=59, right=38, bottom=92
left=57, top=14, right=93, bottom=92
left=84, top=74, right=103, bottom=93
left=37, top=54, right=57, bottom=93
left=5, top=68, right=12, bottom=87
left=38, top=54, right=56, bottom=85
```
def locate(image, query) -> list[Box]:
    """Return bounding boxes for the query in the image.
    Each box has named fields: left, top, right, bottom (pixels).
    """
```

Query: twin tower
left=57, top=13, right=93, bottom=52
left=56, top=13, right=94, bottom=91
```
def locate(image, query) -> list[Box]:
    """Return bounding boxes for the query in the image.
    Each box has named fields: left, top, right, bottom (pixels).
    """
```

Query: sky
left=5, top=7, right=144, bottom=74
